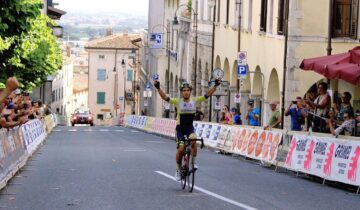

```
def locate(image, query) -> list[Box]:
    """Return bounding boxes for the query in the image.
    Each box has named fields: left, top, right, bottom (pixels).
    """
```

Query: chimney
left=106, top=27, right=113, bottom=36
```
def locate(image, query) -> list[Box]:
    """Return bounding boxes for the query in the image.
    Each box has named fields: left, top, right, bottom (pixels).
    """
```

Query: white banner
left=21, top=119, right=46, bottom=154
left=285, top=134, right=360, bottom=186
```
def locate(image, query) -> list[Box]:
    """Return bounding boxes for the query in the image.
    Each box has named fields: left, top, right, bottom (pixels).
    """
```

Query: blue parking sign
left=237, top=65, right=247, bottom=78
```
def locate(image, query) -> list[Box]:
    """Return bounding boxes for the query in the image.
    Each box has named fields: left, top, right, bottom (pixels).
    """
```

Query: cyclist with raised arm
left=154, top=79, right=220, bottom=180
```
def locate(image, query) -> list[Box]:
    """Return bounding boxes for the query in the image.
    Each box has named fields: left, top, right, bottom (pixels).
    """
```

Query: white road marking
left=68, top=129, right=77, bottom=132
left=99, top=129, right=109, bottom=132
left=115, top=130, right=124, bottom=132
left=124, top=149, right=146, bottom=152
left=155, top=171, right=258, bottom=210
left=53, top=129, right=61, bottom=132
left=84, top=129, right=93, bottom=131
left=147, top=141, right=166, bottom=144
left=130, top=130, right=139, bottom=133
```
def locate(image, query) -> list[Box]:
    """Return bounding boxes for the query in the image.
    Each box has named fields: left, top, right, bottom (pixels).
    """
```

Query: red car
left=71, top=110, right=94, bottom=126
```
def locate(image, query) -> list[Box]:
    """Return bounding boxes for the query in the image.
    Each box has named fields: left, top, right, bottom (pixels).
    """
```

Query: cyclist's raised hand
left=154, top=80, right=160, bottom=89
left=215, top=79, right=221, bottom=86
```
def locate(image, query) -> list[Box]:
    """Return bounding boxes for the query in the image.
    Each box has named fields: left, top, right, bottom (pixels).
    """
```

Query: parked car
left=71, top=110, right=94, bottom=126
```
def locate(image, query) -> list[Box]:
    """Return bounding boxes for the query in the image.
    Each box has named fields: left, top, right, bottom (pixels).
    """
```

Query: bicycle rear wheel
left=187, top=154, right=195, bottom=192
left=180, top=156, right=188, bottom=189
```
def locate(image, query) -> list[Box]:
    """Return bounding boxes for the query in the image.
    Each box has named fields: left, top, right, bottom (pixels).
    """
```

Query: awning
left=300, top=46, right=360, bottom=86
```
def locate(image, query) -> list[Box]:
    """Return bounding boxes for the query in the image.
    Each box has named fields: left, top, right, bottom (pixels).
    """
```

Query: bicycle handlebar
left=183, top=137, right=204, bottom=149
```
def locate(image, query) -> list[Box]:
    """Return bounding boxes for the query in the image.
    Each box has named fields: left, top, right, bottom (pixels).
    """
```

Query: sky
left=56, top=0, right=149, bottom=15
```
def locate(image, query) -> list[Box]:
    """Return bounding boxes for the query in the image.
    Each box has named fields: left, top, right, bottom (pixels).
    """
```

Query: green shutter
left=97, top=92, right=105, bottom=104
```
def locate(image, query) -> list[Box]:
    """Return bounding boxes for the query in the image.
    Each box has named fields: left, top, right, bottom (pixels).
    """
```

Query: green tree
left=0, top=0, right=62, bottom=90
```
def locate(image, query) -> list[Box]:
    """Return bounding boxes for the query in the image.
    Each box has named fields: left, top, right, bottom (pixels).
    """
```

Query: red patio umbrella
left=300, top=46, right=360, bottom=86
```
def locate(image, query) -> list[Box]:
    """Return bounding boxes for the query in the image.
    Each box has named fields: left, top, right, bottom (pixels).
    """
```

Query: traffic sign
left=149, top=33, right=163, bottom=49
left=237, top=65, right=247, bottom=78
left=214, top=99, right=221, bottom=110
left=164, top=102, right=170, bottom=110
left=234, top=93, right=241, bottom=103
left=145, top=82, right=152, bottom=89
left=238, top=51, right=247, bottom=65
left=152, top=74, right=159, bottom=81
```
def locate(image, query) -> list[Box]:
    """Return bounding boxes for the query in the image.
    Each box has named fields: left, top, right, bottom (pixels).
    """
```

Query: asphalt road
left=0, top=126, right=360, bottom=210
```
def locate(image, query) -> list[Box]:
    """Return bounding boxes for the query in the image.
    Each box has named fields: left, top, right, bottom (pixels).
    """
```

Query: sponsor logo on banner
left=196, top=124, right=205, bottom=137
left=285, top=134, right=360, bottom=186
left=230, top=128, right=282, bottom=163
left=21, top=119, right=46, bottom=154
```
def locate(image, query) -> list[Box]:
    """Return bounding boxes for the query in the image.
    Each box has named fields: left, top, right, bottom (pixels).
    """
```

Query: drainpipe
left=280, top=0, right=290, bottom=129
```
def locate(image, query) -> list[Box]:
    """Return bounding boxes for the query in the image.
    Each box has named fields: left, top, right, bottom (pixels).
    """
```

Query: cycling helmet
left=180, top=82, right=192, bottom=91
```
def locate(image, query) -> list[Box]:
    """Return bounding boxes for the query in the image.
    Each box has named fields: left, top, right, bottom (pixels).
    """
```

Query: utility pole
left=165, top=21, right=171, bottom=118
left=236, top=0, right=242, bottom=112
left=209, top=0, right=217, bottom=122
left=280, top=0, right=290, bottom=129
left=194, top=0, right=198, bottom=96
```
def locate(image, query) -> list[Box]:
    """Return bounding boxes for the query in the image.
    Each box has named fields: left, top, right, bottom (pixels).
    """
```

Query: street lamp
left=173, top=1, right=198, bottom=96
left=121, top=58, right=126, bottom=113
left=150, top=23, right=171, bottom=118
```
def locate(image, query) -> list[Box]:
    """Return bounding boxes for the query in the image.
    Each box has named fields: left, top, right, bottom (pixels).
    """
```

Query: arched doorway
left=215, top=55, right=221, bottom=68
left=251, top=66, right=263, bottom=125
left=267, top=69, right=280, bottom=101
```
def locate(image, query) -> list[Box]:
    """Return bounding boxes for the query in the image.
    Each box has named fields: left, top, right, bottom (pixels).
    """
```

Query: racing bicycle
left=179, top=135, right=204, bottom=192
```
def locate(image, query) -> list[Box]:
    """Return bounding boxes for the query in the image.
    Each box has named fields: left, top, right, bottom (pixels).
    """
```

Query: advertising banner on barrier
left=20, top=119, right=46, bottom=154
left=230, top=128, right=282, bottom=163
left=285, top=134, right=360, bottom=186
left=0, top=128, right=26, bottom=180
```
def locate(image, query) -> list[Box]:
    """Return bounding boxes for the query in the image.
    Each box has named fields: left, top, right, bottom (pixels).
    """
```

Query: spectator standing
left=285, top=97, right=307, bottom=131
left=246, top=99, right=260, bottom=126
left=335, top=92, right=354, bottom=123
left=231, top=107, right=242, bottom=125
left=222, top=105, right=233, bottom=124
left=265, top=101, right=281, bottom=129
left=305, top=82, right=331, bottom=133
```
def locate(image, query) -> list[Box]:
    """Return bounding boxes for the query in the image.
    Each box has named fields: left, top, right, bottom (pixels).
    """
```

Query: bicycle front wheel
left=180, top=156, right=188, bottom=189
left=187, top=155, right=195, bottom=192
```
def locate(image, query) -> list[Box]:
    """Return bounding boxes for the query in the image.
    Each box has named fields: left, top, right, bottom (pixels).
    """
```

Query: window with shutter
left=350, top=0, right=358, bottom=38
left=226, top=0, right=230, bottom=24
left=260, top=0, right=268, bottom=32
left=277, top=0, right=285, bottom=35
left=97, top=92, right=105, bottom=104
left=333, top=0, right=358, bottom=38
left=97, top=69, right=106, bottom=81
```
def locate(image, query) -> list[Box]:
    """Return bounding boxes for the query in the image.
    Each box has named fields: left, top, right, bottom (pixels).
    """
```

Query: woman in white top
left=305, top=82, right=331, bottom=133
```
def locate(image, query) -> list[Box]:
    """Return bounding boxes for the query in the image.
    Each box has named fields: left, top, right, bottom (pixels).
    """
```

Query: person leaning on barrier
left=231, top=107, right=242, bottom=125
left=246, top=99, right=260, bottom=126
left=265, top=101, right=282, bottom=130
left=335, top=92, right=354, bottom=123
left=327, top=110, right=356, bottom=136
